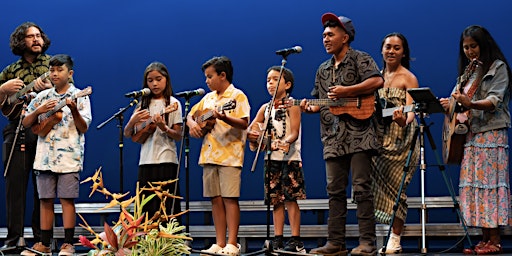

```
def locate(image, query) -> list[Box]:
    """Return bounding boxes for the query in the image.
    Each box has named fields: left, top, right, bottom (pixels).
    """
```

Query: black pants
left=138, top=163, right=181, bottom=223
left=325, top=151, right=376, bottom=247
left=2, top=121, right=40, bottom=246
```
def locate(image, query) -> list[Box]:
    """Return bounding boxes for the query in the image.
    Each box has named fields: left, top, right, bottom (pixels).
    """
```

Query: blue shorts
left=36, top=171, right=80, bottom=199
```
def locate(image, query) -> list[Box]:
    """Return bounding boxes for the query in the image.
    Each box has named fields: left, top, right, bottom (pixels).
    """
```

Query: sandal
left=475, top=241, right=503, bottom=255
left=218, top=243, right=241, bottom=256
left=463, top=241, right=487, bottom=255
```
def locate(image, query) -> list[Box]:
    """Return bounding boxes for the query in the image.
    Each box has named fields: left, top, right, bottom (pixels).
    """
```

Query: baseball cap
left=321, top=12, right=356, bottom=41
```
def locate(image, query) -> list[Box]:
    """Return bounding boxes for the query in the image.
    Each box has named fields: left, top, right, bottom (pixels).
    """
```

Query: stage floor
left=1, top=251, right=512, bottom=256
left=2, top=253, right=512, bottom=256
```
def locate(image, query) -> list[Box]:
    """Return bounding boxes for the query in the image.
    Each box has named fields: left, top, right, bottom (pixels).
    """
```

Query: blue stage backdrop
left=0, top=0, right=511, bottom=227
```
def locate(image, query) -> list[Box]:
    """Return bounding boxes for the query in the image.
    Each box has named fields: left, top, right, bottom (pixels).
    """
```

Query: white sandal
left=218, top=243, right=241, bottom=256
left=200, top=243, right=223, bottom=256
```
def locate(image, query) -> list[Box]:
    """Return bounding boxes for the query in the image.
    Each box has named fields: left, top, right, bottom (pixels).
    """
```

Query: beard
left=25, top=44, right=43, bottom=56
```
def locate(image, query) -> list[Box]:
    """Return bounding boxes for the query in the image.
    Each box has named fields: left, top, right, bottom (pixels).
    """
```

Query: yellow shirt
left=190, top=84, right=250, bottom=167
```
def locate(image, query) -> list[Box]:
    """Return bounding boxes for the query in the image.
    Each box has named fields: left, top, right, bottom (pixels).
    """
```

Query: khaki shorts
left=202, top=164, right=241, bottom=198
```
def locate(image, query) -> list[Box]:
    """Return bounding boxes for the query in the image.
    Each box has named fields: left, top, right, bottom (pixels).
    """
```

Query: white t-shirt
left=264, top=103, right=302, bottom=161
left=139, top=96, right=182, bottom=165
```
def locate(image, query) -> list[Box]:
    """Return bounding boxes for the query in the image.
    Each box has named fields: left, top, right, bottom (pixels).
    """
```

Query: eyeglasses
left=25, top=33, right=42, bottom=40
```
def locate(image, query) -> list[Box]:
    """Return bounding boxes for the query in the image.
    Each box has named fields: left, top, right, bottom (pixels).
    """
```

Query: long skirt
left=459, top=129, right=511, bottom=228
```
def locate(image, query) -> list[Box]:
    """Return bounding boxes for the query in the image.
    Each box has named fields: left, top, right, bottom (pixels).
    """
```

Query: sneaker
left=58, top=243, right=75, bottom=255
left=200, top=243, right=223, bottom=256
left=378, top=234, right=402, bottom=254
left=20, top=242, right=52, bottom=256
left=283, top=239, right=306, bottom=253
left=271, top=237, right=284, bottom=251
left=218, top=243, right=241, bottom=256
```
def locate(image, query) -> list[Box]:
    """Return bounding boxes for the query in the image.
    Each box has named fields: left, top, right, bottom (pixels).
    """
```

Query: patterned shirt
left=189, top=84, right=250, bottom=167
left=0, top=54, right=50, bottom=121
left=312, top=47, right=383, bottom=159
left=26, top=84, right=92, bottom=173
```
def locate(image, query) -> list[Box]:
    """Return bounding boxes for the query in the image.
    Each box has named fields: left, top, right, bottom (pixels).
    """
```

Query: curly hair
left=10, top=22, right=51, bottom=56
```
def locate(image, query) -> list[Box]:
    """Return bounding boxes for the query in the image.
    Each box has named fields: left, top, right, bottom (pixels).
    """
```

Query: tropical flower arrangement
left=78, top=167, right=192, bottom=255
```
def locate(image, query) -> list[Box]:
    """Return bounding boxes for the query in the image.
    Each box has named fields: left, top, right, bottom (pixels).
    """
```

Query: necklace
left=267, top=104, right=286, bottom=139
left=383, top=71, right=397, bottom=88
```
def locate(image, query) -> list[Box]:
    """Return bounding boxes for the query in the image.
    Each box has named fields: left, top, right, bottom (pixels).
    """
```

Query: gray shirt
left=466, top=59, right=511, bottom=133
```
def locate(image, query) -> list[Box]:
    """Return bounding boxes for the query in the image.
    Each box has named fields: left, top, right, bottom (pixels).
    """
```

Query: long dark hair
left=458, top=25, right=512, bottom=86
left=10, top=22, right=51, bottom=56
left=381, top=32, right=411, bottom=71
left=140, top=62, right=173, bottom=110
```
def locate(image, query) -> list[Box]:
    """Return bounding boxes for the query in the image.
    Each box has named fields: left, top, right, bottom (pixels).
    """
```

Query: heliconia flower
left=78, top=235, right=97, bottom=249
left=121, top=208, right=134, bottom=223
left=119, top=196, right=136, bottom=209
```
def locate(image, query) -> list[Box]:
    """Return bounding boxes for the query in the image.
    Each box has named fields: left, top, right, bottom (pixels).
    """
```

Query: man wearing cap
left=300, top=12, right=383, bottom=256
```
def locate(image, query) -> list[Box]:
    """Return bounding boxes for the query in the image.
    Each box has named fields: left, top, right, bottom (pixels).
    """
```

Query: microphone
left=19, top=92, right=37, bottom=101
left=124, top=88, right=151, bottom=98
left=275, top=46, right=302, bottom=56
left=175, top=88, right=206, bottom=98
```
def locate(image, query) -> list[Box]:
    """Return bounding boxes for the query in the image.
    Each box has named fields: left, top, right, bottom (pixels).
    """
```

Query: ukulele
left=31, top=86, right=92, bottom=137
left=381, top=105, right=415, bottom=117
left=131, top=102, right=179, bottom=144
left=193, top=99, right=236, bottom=134
left=2, top=71, right=50, bottom=119
left=284, top=94, right=375, bottom=120
left=442, top=59, right=481, bottom=164
left=248, top=122, right=290, bottom=153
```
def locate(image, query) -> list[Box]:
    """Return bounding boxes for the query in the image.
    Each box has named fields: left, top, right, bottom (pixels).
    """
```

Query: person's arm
left=328, top=76, right=384, bottom=99
left=186, top=114, right=204, bottom=138
left=123, top=107, right=149, bottom=138
left=451, top=89, right=494, bottom=111
left=33, top=76, right=52, bottom=92
left=439, top=97, right=451, bottom=114
left=22, top=98, right=58, bottom=128
left=0, top=78, right=24, bottom=106
left=393, top=72, right=419, bottom=127
left=213, top=109, right=249, bottom=130
left=283, top=105, right=301, bottom=144
left=66, top=98, right=88, bottom=134
left=154, top=113, right=182, bottom=141
left=247, top=104, right=266, bottom=142
left=454, top=62, right=508, bottom=112
left=404, top=74, right=419, bottom=125
left=299, top=99, right=320, bottom=113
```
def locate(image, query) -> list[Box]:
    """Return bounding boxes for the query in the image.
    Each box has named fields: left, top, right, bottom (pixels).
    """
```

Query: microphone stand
left=176, top=96, right=192, bottom=234
left=250, top=55, right=289, bottom=255
left=0, top=98, right=31, bottom=252
left=97, top=98, right=140, bottom=196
